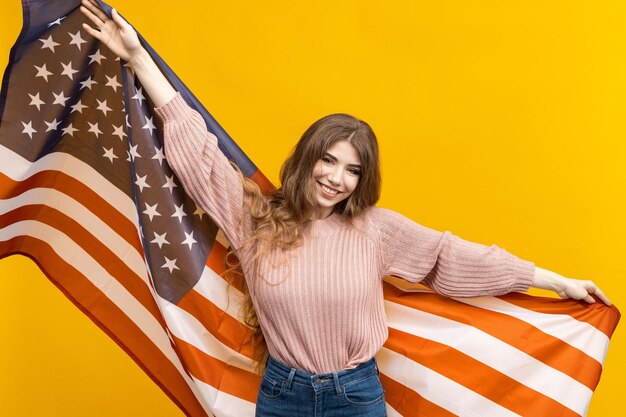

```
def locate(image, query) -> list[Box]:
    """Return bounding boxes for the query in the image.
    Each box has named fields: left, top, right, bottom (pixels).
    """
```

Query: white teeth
left=321, top=184, right=338, bottom=195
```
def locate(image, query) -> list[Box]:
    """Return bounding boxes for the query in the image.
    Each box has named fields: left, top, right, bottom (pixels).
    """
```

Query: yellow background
left=1, top=0, right=624, bottom=415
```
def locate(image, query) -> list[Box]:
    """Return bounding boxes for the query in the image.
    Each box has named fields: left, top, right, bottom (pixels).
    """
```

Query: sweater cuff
left=153, top=92, right=190, bottom=123
left=507, top=257, right=535, bottom=293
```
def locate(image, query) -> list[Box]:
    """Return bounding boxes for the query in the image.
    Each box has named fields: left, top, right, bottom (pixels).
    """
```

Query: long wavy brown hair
left=225, top=113, right=382, bottom=374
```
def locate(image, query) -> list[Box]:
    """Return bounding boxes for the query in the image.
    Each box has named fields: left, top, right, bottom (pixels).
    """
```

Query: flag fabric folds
left=0, top=1, right=620, bottom=416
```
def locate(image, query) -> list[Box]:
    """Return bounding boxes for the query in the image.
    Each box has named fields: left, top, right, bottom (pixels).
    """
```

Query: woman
left=79, top=1, right=612, bottom=416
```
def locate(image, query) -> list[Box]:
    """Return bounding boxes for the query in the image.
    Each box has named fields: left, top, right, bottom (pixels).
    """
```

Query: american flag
left=0, top=1, right=619, bottom=416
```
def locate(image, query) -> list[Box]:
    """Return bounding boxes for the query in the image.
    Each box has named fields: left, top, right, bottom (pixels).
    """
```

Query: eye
left=322, top=156, right=333, bottom=165
left=348, top=168, right=361, bottom=176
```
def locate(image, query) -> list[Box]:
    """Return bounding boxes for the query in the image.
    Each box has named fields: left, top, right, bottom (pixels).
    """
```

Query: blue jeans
left=255, top=355, right=387, bottom=417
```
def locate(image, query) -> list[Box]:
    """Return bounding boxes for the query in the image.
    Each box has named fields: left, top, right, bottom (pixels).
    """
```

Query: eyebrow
left=323, top=152, right=362, bottom=169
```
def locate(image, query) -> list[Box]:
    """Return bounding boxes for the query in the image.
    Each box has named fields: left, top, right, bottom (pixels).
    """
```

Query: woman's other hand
left=532, top=266, right=612, bottom=306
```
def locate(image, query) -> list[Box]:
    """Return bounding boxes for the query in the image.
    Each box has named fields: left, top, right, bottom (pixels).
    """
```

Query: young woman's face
left=311, top=140, right=362, bottom=219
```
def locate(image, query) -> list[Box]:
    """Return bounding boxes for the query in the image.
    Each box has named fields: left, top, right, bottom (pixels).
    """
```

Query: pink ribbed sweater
left=154, top=93, right=535, bottom=374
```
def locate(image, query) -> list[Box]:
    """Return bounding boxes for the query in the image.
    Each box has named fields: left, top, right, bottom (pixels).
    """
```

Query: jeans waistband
left=265, top=355, right=379, bottom=394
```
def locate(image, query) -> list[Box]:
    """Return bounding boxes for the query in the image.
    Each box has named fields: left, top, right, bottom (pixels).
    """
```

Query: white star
left=87, top=121, right=103, bottom=138
left=44, top=118, right=60, bottom=132
left=181, top=231, right=198, bottom=250
left=88, top=49, right=106, bottom=65
left=193, top=203, right=206, bottom=220
left=105, top=75, right=122, bottom=92
left=39, top=35, right=60, bottom=52
left=142, top=115, right=156, bottom=136
left=112, top=124, right=127, bottom=140
left=151, top=232, right=169, bottom=248
left=21, top=121, right=37, bottom=139
left=161, top=257, right=180, bottom=273
left=131, top=87, right=146, bottom=105
left=79, top=76, right=97, bottom=90
left=135, top=174, right=151, bottom=192
left=68, top=30, right=87, bottom=50
left=151, top=146, right=166, bottom=165
left=61, top=123, right=78, bottom=137
left=162, top=175, right=177, bottom=193
left=103, top=147, right=118, bottom=163
left=143, top=202, right=161, bottom=221
left=28, top=92, right=45, bottom=111
left=47, top=16, right=66, bottom=27
left=70, top=99, right=88, bottom=114
left=60, top=61, right=79, bottom=80
left=34, top=63, right=53, bottom=82
left=52, top=91, right=70, bottom=106
left=171, top=203, right=187, bottom=223
left=96, top=99, right=112, bottom=116
left=128, top=144, right=141, bottom=161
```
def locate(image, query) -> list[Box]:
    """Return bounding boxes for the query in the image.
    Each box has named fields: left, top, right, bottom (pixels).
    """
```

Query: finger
left=80, top=5, right=105, bottom=29
left=111, top=8, right=131, bottom=29
left=582, top=294, right=595, bottom=304
left=587, top=285, right=612, bottom=306
left=82, top=0, right=109, bottom=24
left=81, top=22, right=103, bottom=41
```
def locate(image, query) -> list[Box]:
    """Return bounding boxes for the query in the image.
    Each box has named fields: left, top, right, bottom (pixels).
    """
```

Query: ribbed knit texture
left=154, top=93, right=535, bottom=374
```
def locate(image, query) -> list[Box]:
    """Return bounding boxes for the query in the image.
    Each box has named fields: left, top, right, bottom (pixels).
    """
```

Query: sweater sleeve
left=373, top=207, right=534, bottom=297
left=153, top=92, right=252, bottom=249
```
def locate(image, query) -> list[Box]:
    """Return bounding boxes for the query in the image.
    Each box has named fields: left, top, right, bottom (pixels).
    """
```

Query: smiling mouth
left=318, top=182, right=340, bottom=196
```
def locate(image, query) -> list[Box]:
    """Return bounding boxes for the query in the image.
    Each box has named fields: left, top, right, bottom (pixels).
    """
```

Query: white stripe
left=385, top=403, right=402, bottom=417
left=453, top=296, right=610, bottom=363
left=0, top=145, right=137, bottom=222
left=193, top=266, right=249, bottom=326
left=385, top=300, right=592, bottom=414
left=0, top=188, right=148, bottom=285
left=0, top=220, right=206, bottom=410
left=376, top=348, right=522, bottom=417
left=190, top=375, right=256, bottom=417
left=159, top=296, right=257, bottom=373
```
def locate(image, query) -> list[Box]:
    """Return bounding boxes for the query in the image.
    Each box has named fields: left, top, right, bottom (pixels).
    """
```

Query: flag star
left=47, top=16, right=66, bottom=27
left=52, top=91, right=70, bottom=106
left=151, top=146, right=166, bottom=165
left=128, top=144, right=141, bottom=161
left=60, top=61, right=79, bottom=80
left=68, top=30, right=87, bottom=50
left=181, top=231, right=198, bottom=250
left=161, top=257, right=180, bottom=273
left=171, top=203, right=187, bottom=223
left=70, top=99, right=88, bottom=114
left=135, top=174, right=151, bottom=192
left=131, top=87, right=146, bottom=105
left=112, top=123, right=127, bottom=140
left=28, top=92, right=45, bottom=111
left=96, top=99, right=112, bottom=116
left=21, top=121, right=37, bottom=139
left=62, top=123, right=78, bottom=137
left=88, top=49, right=106, bottom=65
left=34, top=63, right=53, bottom=82
left=162, top=174, right=177, bottom=193
left=151, top=232, right=170, bottom=248
left=103, top=147, right=118, bottom=163
left=193, top=203, right=206, bottom=220
left=39, top=35, right=60, bottom=52
left=143, top=202, right=161, bottom=221
left=142, top=115, right=157, bottom=136
left=79, top=76, right=97, bottom=90
left=105, top=75, right=122, bottom=92
left=45, top=118, right=61, bottom=132
left=87, top=121, right=103, bottom=138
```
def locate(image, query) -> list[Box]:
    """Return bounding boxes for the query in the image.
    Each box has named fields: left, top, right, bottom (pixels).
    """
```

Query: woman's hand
left=80, top=0, right=142, bottom=63
left=532, top=266, right=612, bottom=306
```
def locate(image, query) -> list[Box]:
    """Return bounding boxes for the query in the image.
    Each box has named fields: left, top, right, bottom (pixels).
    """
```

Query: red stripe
left=383, top=282, right=604, bottom=389
left=0, top=204, right=166, bottom=330
left=0, top=236, right=207, bottom=417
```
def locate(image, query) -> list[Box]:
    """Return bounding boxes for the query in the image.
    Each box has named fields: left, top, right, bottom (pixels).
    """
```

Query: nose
left=327, top=166, right=342, bottom=185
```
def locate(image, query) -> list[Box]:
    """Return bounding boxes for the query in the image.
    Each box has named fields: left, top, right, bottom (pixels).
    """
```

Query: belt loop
left=286, top=368, right=296, bottom=391
left=332, top=371, right=341, bottom=396
left=374, top=358, right=380, bottom=375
